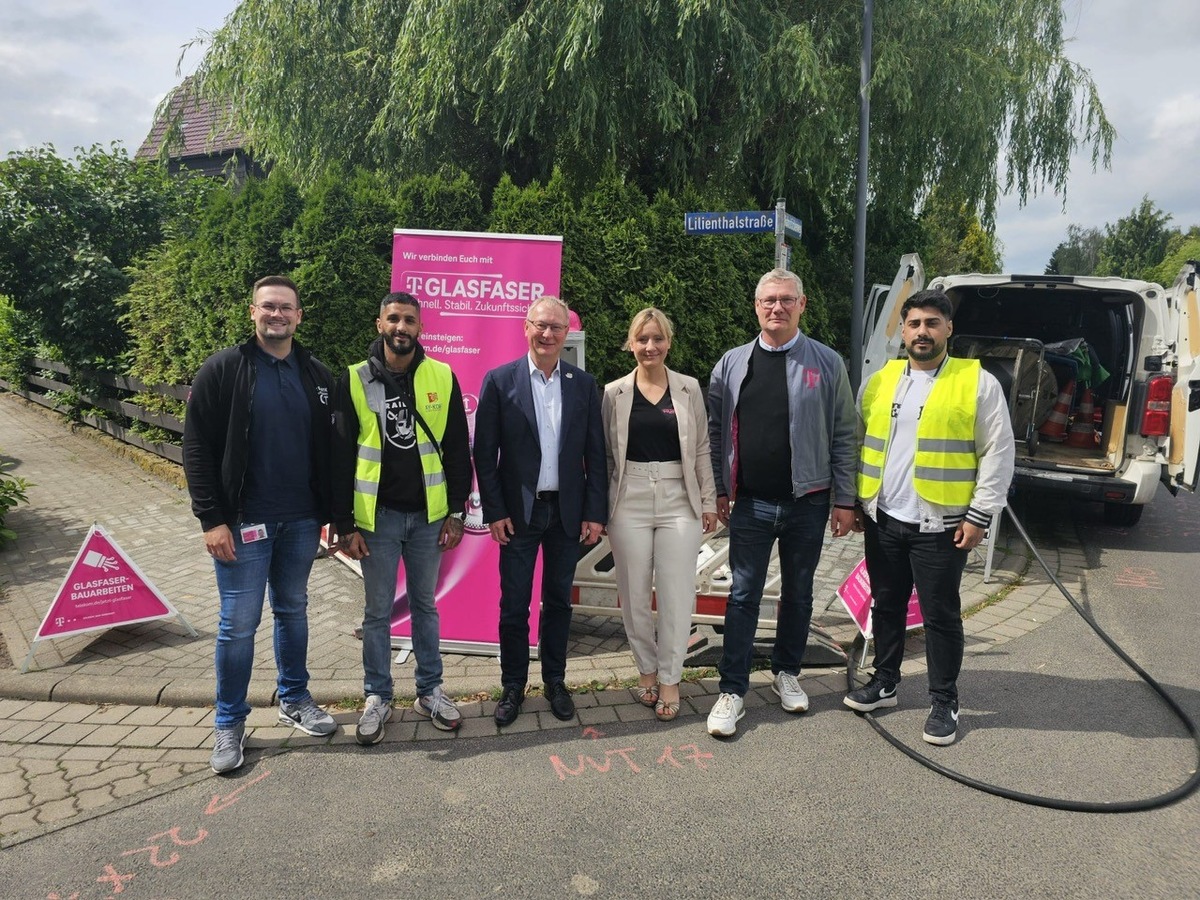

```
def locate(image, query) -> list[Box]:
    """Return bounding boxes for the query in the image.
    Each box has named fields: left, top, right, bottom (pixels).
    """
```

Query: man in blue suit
left=474, top=295, right=607, bottom=726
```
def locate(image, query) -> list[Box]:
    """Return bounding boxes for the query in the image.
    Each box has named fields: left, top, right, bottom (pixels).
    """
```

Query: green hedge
left=2, top=148, right=989, bottom=407
left=121, top=166, right=845, bottom=392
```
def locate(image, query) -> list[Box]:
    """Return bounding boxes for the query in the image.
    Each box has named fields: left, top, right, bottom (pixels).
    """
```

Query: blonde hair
left=624, top=307, right=674, bottom=350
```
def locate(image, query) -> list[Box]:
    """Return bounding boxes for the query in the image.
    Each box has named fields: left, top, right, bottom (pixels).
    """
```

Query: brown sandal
left=654, top=698, right=680, bottom=722
left=633, top=684, right=659, bottom=707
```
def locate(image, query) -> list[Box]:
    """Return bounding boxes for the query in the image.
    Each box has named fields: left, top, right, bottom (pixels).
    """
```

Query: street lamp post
left=850, top=0, right=874, bottom=395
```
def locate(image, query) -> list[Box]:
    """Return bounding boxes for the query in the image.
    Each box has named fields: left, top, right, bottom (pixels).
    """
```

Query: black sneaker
left=843, top=676, right=898, bottom=712
left=923, top=698, right=959, bottom=745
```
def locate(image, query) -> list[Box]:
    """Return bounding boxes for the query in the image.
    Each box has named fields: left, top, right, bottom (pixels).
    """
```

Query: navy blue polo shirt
left=240, top=346, right=318, bottom=523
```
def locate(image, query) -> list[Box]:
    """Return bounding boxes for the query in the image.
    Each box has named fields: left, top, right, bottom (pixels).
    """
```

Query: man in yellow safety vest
left=333, top=292, right=472, bottom=744
left=845, top=288, right=1014, bottom=746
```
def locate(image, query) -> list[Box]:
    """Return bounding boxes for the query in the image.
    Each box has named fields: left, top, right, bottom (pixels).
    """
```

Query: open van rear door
left=861, top=253, right=925, bottom=385
left=1169, top=261, right=1200, bottom=491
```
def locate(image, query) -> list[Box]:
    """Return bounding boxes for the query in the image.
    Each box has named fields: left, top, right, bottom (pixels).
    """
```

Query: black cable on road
left=846, top=505, right=1200, bottom=812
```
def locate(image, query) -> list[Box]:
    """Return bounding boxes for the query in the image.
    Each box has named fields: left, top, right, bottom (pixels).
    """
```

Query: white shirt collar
left=527, top=353, right=560, bottom=381
left=757, top=331, right=801, bottom=353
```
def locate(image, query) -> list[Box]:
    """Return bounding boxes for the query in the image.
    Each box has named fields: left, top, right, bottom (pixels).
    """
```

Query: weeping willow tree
left=179, top=0, right=1111, bottom=233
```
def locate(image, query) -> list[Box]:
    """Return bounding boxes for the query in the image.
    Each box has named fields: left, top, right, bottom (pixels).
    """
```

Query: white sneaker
left=706, top=692, right=745, bottom=737
left=771, top=672, right=809, bottom=713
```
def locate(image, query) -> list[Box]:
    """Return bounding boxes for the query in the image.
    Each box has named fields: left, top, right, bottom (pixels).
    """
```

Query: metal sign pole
left=774, top=198, right=786, bottom=269
left=684, top=207, right=800, bottom=271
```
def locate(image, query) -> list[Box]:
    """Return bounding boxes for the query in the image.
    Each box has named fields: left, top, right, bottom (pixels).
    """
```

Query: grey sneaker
left=414, top=687, right=462, bottom=731
left=356, top=694, right=392, bottom=745
left=210, top=722, right=246, bottom=774
left=278, top=696, right=337, bottom=736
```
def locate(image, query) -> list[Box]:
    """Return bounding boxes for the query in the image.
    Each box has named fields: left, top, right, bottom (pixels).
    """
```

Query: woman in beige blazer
left=602, top=308, right=717, bottom=721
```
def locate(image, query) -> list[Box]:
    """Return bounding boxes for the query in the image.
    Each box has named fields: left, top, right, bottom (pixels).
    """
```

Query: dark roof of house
left=136, top=77, right=246, bottom=161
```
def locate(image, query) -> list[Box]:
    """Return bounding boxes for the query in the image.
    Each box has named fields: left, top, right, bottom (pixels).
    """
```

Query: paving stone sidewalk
left=0, top=391, right=1082, bottom=845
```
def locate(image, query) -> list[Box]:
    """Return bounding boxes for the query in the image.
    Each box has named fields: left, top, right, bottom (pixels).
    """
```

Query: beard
left=384, top=332, right=416, bottom=356
left=907, top=338, right=944, bottom=363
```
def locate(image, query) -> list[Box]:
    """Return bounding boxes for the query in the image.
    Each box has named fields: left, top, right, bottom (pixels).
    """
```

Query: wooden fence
left=0, top=358, right=189, bottom=464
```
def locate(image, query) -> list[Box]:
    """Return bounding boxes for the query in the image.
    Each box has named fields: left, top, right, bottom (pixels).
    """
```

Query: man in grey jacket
left=705, top=268, right=858, bottom=737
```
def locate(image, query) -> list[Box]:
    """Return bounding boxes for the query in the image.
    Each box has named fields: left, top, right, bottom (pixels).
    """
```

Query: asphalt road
left=4, top=491, right=1198, bottom=900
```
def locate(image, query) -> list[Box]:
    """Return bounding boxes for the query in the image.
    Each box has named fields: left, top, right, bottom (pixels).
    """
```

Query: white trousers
left=607, top=461, right=703, bottom=685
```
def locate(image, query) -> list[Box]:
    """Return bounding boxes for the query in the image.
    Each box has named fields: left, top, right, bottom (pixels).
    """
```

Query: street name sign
left=684, top=211, right=776, bottom=234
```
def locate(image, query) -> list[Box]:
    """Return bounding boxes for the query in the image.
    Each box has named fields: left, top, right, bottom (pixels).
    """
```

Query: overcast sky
left=2, top=0, right=1197, bottom=277
left=993, top=0, right=1200, bottom=273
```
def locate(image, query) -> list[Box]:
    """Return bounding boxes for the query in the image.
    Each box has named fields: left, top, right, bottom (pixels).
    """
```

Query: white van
left=863, top=255, right=1200, bottom=525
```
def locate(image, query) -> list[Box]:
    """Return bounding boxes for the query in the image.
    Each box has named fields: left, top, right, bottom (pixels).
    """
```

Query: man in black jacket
left=183, top=275, right=337, bottom=774
left=473, top=296, right=607, bottom=727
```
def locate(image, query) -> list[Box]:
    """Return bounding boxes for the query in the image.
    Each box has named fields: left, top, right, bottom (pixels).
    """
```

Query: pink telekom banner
left=389, top=229, right=564, bottom=654
left=836, top=558, right=923, bottom=639
left=25, top=523, right=196, bottom=671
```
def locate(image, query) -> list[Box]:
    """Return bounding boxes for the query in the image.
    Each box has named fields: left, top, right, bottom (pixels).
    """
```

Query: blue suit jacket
left=474, top=355, right=608, bottom=536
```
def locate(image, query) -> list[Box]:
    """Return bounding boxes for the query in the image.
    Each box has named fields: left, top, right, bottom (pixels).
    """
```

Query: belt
left=738, top=487, right=830, bottom=503
left=535, top=490, right=559, bottom=501
left=624, top=460, right=685, bottom=479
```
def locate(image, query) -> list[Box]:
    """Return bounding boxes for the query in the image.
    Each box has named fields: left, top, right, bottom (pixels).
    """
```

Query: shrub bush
left=0, top=458, right=32, bottom=549
left=0, top=294, right=32, bottom=386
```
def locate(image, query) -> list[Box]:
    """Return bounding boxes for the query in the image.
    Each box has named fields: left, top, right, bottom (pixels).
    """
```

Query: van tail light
left=1140, top=375, right=1173, bottom=436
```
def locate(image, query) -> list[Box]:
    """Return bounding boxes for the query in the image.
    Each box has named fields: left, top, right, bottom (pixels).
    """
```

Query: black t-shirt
left=626, top=383, right=682, bottom=462
left=330, top=341, right=473, bottom=535
left=373, top=367, right=429, bottom=513
left=735, top=343, right=792, bottom=500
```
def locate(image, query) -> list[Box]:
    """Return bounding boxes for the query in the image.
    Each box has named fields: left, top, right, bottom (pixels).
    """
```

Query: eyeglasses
left=255, top=303, right=299, bottom=315
left=757, top=296, right=800, bottom=310
left=526, top=320, right=567, bottom=335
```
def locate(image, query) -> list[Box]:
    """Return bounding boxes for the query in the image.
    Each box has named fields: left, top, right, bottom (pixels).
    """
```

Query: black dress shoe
left=494, top=685, right=524, bottom=726
left=545, top=681, right=575, bottom=721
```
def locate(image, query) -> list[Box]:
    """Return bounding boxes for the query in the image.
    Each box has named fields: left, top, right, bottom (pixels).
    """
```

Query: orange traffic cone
left=1066, top=388, right=1098, bottom=448
left=1038, top=378, right=1075, bottom=442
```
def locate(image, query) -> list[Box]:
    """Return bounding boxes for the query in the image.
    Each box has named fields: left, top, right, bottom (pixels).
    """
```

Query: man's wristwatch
left=448, top=512, right=466, bottom=524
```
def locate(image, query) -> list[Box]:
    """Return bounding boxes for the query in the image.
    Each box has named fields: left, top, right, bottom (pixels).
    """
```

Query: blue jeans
left=359, top=506, right=445, bottom=700
left=497, top=498, right=580, bottom=689
left=718, top=492, right=830, bottom=696
left=213, top=518, right=320, bottom=728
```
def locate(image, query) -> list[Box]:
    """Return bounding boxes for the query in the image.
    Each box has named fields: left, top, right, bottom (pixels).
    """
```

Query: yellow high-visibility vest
left=348, top=358, right=452, bottom=529
left=858, top=357, right=980, bottom=506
